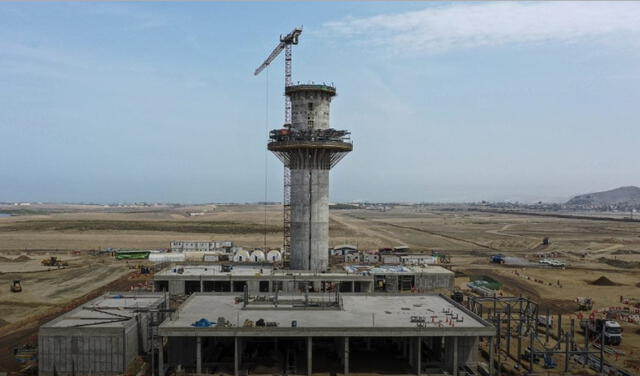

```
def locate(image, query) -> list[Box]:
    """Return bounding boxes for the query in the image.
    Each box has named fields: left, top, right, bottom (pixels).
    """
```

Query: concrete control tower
left=268, top=84, right=352, bottom=271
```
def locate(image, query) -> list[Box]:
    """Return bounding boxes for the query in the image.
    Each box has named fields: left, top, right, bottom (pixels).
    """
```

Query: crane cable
left=263, top=66, right=269, bottom=251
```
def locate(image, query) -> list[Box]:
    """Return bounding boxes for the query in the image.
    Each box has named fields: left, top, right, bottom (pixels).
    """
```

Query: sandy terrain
left=0, top=204, right=639, bottom=374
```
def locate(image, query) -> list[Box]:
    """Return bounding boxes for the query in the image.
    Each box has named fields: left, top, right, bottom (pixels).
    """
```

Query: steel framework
left=467, top=295, right=633, bottom=376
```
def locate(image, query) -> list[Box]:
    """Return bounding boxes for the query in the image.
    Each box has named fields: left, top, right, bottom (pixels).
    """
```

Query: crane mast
left=254, top=27, right=302, bottom=258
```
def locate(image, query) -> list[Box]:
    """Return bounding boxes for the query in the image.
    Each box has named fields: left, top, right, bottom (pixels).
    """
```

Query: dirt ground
left=1, top=204, right=639, bottom=374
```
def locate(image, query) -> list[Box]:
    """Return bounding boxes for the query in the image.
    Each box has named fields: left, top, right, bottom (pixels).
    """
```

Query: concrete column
left=488, top=337, right=494, bottom=376
left=291, top=169, right=330, bottom=271
left=307, top=337, right=313, bottom=376
left=158, top=337, right=164, bottom=376
left=234, top=337, right=239, bottom=376
left=351, top=281, right=355, bottom=292
left=344, top=337, right=349, bottom=376
left=452, top=337, right=458, bottom=376
left=409, top=338, right=414, bottom=366
left=196, top=336, right=202, bottom=374
left=200, top=279, right=203, bottom=293
left=416, top=337, right=422, bottom=376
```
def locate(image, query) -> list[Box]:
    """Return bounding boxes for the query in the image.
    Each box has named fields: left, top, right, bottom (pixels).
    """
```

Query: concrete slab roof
left=41, top=292, right=165, bottom=329
left=159, top=293, right=494, bottom=337
left=154, top=264, right=453, bottom=279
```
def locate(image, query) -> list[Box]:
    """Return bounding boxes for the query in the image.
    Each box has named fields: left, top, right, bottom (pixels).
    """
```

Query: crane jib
left=254, top=42, right=286, bottom=76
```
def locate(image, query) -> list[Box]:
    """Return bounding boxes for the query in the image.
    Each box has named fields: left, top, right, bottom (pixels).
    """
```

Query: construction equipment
left=543, top=352, right=557, bottom=369
left=10, top=279, right=22, bottom=293
left=41, top=256, right=68, bottom=267
left=14, top=344, right=37, bottom=363
left=451, top=289, right=464, bottom=303
left=577, top=296, right=594, bottom=311
left=490, top=254, right=505, bottom=264
left=580, top=318, right=623, bottom=345
left=254, top=27, right=303, bottom=256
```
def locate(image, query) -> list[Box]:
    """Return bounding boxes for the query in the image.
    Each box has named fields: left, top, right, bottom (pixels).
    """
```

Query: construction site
left=0, top=25, right=638, bottom=376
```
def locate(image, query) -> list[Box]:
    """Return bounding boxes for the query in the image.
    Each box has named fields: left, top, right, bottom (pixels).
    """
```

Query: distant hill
left=566, top=186, right=640, bottom=206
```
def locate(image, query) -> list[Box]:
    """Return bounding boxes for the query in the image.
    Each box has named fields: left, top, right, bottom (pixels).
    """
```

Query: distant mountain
left=566, top=186, right=640, bottom=206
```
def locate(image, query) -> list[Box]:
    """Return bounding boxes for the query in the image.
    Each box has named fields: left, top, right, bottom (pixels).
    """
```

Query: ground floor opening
left=160, top=335, right=478, bottom=376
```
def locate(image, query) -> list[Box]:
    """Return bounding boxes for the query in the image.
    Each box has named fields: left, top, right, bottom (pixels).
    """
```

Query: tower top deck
left=285, top=84, right=336, bottom=96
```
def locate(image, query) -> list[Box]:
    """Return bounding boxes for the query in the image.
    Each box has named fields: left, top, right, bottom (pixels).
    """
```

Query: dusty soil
left=0, top=270, right=146, bottom=372
left=1, top=204, right=639, bottom=374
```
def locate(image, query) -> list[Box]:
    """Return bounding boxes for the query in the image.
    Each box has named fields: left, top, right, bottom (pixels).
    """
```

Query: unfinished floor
left=157, top=293, right=494, bottom=376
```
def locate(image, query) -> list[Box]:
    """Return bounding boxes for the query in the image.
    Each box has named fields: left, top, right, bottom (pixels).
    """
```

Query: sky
left=1, top=2, right=640, bottom=204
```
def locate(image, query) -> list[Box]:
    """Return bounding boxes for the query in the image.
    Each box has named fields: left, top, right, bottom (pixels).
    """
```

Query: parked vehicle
left=577, top=297, right=594, bottom=311
left=580, top=318, right=623, bottom=345
left=10, top=279, right=22, bottom=293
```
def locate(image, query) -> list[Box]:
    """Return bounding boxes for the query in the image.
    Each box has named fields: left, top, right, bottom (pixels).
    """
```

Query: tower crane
left=254, top=27, right=302, bottom=257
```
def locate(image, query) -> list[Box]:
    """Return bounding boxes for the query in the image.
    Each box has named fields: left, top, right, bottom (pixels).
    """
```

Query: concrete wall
left=38, top=294, right=166, bottom=376
left=124, top=322, right=140, bottom=372
left=169, top=280, right=185, bottom=295
left=290, top=169, right=329, bottom=271
left=289, top=90, right=333, bottom=130
left=38, top=328, right=127, bottom=376
left=442, top=336, right=478, bottom=373
left=415, top=273, right=454, bottom=291
left=161, top=273, right=454, bottom=295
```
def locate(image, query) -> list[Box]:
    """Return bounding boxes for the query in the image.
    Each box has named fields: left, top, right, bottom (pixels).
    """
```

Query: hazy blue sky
left=2, top=2, right=640, bottom=204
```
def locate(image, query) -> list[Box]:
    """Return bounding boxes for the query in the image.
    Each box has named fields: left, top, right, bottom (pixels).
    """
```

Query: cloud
left=323, top=2, right=640, bottom=54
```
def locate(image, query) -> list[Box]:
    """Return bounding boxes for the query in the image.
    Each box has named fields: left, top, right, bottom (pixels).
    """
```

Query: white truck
left=580, top=319, right=623, bottom=345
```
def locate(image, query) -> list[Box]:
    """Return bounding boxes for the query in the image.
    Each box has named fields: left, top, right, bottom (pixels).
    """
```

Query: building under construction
left=268, top=84, right=352, bottom=271
left=37, top=28, right=497, bottom=376
left=38, top=292, right=167, bottom=376
left=157, top=293, right=494, bottom=376
left=153, top=264, right=454, bottom=295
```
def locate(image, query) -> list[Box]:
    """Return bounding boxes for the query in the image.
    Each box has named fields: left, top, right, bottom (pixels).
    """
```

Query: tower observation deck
left=268, top=84, right=352, bottom=271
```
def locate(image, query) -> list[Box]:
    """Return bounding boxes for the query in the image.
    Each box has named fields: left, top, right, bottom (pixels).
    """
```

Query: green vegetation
left=0, top=220, right=280, bottom=234
left=330, top=203, right=360, bottom=210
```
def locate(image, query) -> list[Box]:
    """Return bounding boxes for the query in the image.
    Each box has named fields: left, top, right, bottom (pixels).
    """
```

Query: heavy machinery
left=451, top=289, right=464, bottom=303
left=580, top=318, right=623, bottom=345
left=577, top=296, right=594, bottom=311
left=490, top=254, right=505, bottom=264
left=41, top=256, right=68, bottom=267
left=254, top=27, right=303, bottom=256
left=10, top=279, right=22, bottom=293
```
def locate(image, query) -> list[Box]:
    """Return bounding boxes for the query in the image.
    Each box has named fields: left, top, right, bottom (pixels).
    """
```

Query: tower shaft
left=268, top=84, right=352, bottom=271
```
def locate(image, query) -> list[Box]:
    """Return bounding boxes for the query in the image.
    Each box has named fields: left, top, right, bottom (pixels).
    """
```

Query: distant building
left=170, top=240, right=234, bottom=253
left=331, top=244, right=358, bottom=256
